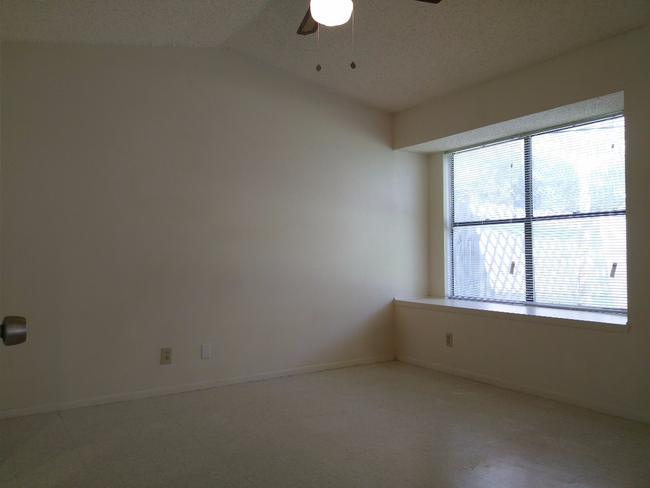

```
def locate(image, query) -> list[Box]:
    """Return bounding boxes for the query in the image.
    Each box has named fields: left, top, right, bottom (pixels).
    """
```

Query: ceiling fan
left=297, top=0, right=442, bottom=35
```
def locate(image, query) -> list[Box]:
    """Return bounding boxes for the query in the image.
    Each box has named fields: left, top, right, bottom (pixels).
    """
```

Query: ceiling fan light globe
left=310, top=0, right=353, bottom=27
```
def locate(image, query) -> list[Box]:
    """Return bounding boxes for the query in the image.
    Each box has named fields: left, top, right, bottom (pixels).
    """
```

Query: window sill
left=393, top=298, right=628, bottom=333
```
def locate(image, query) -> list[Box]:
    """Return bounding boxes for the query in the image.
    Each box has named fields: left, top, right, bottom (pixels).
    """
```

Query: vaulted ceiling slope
left=0, top=0, right=271, bottom=47
left=3, top=0, right=650, bottom=112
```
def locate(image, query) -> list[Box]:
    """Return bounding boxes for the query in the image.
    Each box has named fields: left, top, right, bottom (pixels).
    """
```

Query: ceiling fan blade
left=297, top=8, right=318, bottom=36
left=415, top=0, right=442, bottom=3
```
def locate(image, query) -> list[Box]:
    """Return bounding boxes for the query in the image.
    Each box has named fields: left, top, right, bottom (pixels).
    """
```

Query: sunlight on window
left=449, top=115, right=626, bottom=312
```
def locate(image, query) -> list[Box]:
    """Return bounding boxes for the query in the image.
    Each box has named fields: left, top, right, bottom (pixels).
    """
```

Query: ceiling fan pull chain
left=350, top=8, right=356, bottom=69
left=316, top=24, right=322, bottom=71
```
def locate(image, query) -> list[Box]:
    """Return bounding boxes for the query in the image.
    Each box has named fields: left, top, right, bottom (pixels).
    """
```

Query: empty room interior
left=1, top=1, right=650, bottom=487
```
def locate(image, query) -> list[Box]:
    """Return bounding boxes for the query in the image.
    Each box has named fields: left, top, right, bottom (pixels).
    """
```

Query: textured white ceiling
left=3, top=0, right=650, bottom=112
left=0, top=0, right=271, bottom=47
left=226, top=0, right=650, bottom=111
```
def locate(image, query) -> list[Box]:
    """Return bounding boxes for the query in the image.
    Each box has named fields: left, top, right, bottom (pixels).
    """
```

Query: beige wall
left=394, top=26, right=650, bottom=422
left=0, top=42, right=428, bottom=415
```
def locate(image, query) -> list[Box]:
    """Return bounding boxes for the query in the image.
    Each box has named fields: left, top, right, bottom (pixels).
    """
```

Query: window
left=447, top=115, right=626, bottom=313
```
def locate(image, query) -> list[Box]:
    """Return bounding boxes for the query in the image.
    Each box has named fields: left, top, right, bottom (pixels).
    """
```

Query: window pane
left=532, top=117, right=625, bottom=217
left=533, top=216, right=627, bottom=310
left=453, top=224, right=525, bottom=302
left=453, top=140, right=525, bottom=223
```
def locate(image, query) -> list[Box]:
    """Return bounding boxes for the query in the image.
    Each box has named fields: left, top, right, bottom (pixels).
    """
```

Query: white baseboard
left=0, top=355, right=395, bottom=419
left=397, top=355, right=650, bottom=425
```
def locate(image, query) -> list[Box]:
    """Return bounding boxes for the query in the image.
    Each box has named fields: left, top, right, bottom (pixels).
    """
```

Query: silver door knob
left=1, top=316, right=27, bottom=346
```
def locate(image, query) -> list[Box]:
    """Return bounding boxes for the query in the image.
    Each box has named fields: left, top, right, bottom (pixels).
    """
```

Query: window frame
left=446, top=113, right=626, bottom=315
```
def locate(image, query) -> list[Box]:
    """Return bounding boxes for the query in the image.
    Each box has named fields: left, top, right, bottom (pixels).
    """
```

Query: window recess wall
left=395, top=26, right=650, bottom=424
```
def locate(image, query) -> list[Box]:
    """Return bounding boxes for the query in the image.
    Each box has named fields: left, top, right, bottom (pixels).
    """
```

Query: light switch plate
left=201, top=343, right=211, bottom=359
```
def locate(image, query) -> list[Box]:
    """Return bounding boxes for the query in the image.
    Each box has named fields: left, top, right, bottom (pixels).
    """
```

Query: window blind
left=447, top=115, right=626, bottom=313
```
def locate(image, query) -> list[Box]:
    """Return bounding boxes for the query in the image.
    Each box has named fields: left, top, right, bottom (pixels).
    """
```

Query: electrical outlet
left=201, top=343, right=211, bottom=359
left=161, top=347, right=172, bottom=365
left=446, top=333, right=453, bottom=347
